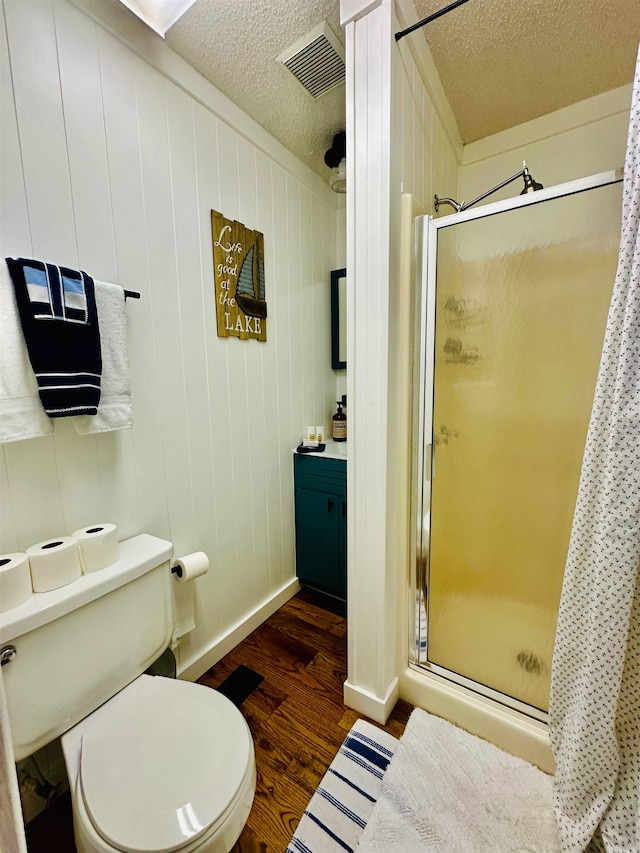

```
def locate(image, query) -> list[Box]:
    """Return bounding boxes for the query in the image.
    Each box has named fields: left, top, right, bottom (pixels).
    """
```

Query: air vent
left=277, top=22, right=345, bottom=99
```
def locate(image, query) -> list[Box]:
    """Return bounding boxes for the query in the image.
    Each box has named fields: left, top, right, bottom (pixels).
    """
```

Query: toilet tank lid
left=0, top=534, right=173, bottom=644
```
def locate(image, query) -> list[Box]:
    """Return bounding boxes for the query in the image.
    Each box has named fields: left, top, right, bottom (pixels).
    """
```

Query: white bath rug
left=356, top=707, right=561, bottom=853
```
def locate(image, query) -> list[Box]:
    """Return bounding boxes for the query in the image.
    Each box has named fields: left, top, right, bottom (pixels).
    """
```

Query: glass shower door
left=416, top=177, right=622, bottom=714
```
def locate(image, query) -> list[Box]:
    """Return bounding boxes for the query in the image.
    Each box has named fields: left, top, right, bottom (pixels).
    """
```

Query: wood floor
left=25, top=587, right=412, bottom=853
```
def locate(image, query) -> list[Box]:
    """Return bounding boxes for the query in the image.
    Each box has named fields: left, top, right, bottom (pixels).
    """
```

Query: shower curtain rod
left=395, top=0, right=473, bottom=42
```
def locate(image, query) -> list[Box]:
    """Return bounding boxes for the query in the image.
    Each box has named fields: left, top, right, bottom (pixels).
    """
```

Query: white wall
left=388, top=8, right=461, bottom=675
left=0, top=0, right=339, bottom=677
left=460, top=85, right=631, bottom=206
left=341, top=0, right=461, bottom=722
left=394, top=18, right=460, bottom=212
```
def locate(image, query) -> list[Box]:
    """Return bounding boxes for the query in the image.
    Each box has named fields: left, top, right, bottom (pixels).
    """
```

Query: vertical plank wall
left=383, top=17, right=463, bottom=691
left=0, top=0, right=338, bottom=674
left=390, top=19, right=461, bottom=610
left=394, top=23, right=460, bottom=212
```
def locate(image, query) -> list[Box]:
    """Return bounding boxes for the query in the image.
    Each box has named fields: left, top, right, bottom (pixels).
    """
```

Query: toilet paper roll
left=72, top=523, right=119, bottom=573
left=171, top=551, right=209, bottom=584
left=27, top=537, right=82, bottom=593
left=0, top=553, right=32, bottom=612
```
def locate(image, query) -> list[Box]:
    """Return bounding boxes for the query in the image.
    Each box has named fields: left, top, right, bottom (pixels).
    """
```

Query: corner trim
left=340, top=0, right=384, bottom=26
left=343, top=676, right=400, bottom=724
left=177, top=578, right=301, bottom=682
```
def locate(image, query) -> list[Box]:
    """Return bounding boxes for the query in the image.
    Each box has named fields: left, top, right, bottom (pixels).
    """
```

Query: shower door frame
left=410, top=168, right=623, bottom=723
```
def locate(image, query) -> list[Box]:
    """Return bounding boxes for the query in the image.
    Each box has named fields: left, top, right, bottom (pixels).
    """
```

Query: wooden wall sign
left=211, top=210, right=267, bottom=341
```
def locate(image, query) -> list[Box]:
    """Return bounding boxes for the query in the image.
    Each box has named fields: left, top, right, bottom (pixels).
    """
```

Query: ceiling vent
left=277, top=22, right=345, bottom=99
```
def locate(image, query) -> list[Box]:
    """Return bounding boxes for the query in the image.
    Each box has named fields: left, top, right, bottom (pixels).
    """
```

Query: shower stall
left=410, top=169, right=623, bottom=733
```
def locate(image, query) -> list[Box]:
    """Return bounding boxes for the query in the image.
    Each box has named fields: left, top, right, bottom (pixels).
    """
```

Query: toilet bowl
left=0, top=534, right=256, bottom=853
left=62, top=674, right=256, bottom=853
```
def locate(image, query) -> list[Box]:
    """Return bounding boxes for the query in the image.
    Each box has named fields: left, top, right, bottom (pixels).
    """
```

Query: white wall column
left=341, top=0, right=399, bottom=723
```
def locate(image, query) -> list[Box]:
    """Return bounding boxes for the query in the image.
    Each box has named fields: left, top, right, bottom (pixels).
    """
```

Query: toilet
left=0, top=533, right=255, bottom=853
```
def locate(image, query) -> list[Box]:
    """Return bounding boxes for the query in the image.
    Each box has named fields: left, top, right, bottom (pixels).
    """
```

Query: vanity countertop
left=294, top=440, right=347, bottom=461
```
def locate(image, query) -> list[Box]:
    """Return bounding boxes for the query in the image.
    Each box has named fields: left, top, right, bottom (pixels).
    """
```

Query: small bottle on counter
left=332, top=401, right=347, bottom=442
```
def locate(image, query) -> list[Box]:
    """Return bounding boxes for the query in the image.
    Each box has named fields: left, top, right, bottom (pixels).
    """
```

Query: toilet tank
left=0, top=534, right=173, bottom=761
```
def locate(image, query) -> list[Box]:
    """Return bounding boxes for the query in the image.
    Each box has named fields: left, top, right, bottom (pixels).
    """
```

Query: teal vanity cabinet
left=293, top=453, right=346, bottom=599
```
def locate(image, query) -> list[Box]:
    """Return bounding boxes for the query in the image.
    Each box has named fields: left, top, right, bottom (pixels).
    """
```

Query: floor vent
left=277, top=22, right=345, bottom=99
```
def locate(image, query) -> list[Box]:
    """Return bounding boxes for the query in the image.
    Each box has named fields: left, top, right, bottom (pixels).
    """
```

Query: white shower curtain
left=550, top=43, right=640, bottom=853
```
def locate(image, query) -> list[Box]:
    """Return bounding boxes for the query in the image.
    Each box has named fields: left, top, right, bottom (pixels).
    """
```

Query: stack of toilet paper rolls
left=0, top=524, right=120, bottom=611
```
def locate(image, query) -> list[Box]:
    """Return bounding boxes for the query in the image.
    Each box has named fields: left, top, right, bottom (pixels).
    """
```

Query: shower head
left=434, top=160, right=544, bottom=214
left=520, top=163, right=544, bottom=194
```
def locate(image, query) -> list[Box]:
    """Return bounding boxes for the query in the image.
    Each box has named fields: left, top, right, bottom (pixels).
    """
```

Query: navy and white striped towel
left=19, top=258, right=90, bottom=322
left=286, top=719, right=398, bottom=853
left=6, top=257, right=102, bottom=417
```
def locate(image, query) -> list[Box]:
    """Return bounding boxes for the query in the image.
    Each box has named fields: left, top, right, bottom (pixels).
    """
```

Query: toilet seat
left=68, top=675, right=254, bottom=853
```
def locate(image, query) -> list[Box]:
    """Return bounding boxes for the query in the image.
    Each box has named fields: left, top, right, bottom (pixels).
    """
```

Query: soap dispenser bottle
left=332, top=401, right=347, bottom=442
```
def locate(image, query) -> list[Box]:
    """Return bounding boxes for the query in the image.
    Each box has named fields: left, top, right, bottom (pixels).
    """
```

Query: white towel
left=74, top=280, right=133, bottom=434
left=0, top=667, right=28, bottom=853
left=0, top=259, right=53, bottom=443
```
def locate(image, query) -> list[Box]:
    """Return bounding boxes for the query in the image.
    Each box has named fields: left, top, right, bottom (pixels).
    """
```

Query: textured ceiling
left=165, top=0, right=345, bottom=183
left=413, top=0, right=640, bottom=143
left=164, top=0, right=639, bottom=180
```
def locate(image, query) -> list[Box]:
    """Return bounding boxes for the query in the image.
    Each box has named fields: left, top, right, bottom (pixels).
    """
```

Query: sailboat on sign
left=236, top=240, right=267, bottom=319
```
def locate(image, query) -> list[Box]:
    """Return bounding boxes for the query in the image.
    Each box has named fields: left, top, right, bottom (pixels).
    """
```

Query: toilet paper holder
left=169, top=552, right=209, bottom=583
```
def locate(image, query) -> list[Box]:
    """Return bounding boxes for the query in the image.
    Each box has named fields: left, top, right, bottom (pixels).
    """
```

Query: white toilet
left=0, top=534, right=256, bottom=853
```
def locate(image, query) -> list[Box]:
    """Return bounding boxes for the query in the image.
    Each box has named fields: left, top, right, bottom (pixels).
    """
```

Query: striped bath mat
left=286, top=719, right=399, bottom=853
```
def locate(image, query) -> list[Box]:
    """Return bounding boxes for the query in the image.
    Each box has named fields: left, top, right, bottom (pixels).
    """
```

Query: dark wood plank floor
left=25, top=587, right=412, bottom=853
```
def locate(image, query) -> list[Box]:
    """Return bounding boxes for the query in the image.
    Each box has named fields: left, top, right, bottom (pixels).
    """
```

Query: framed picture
left=331, top=268, right=347, bottom=369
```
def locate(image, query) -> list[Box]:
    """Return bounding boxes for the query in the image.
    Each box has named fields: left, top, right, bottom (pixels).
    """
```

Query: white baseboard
left=178, top=578, right=301, bottom=683
left=343, top=676, right=400, bottom=724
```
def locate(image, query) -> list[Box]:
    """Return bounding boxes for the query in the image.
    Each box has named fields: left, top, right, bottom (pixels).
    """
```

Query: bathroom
left=1, top=0, right=639, bottom=850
